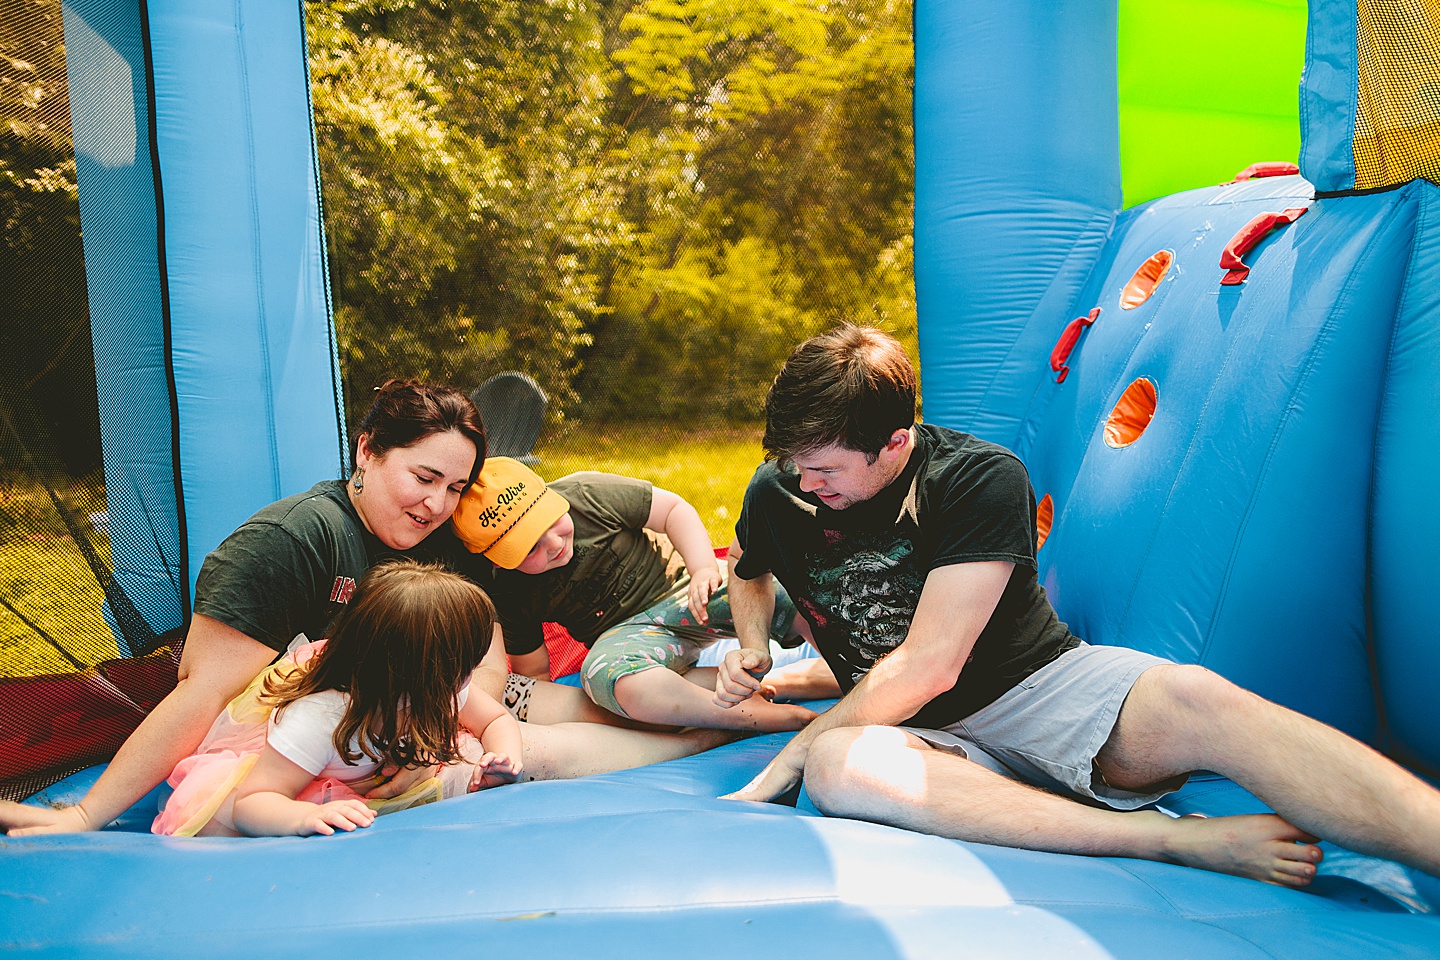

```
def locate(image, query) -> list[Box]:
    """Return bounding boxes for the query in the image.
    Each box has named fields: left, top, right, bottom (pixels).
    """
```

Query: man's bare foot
left=1156, top=812, right=1322, bottom=886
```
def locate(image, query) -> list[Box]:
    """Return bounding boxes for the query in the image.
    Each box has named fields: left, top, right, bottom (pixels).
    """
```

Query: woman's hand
left=0, top=801, right=97, bottom=836
left=365, top=762, right=443, bottom=800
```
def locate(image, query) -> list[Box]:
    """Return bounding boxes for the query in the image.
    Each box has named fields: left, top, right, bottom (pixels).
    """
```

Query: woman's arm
left=0, top=615, right=277, bottom=835
left=646, top=486, right=722, bottom=623
left=231, top=745, right=374, bottom=837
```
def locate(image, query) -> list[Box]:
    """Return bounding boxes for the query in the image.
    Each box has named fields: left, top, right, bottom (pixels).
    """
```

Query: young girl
left=152, top=560, right=522, bottom=838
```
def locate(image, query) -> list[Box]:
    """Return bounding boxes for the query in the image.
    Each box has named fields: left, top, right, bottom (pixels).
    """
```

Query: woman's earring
left=351, top=467, right=365, bottom=494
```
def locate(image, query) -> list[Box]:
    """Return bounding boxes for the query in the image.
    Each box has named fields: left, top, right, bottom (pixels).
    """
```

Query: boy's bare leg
left=1097, top=664, right=1440, bottom=877
left=519, top=721, right=739, bottom=779
left=614, top=667, right=816, bottom=732
left=804, top=726, right=1323, bottom=886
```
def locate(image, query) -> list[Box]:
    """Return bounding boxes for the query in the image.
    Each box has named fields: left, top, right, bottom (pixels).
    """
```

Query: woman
left=0, top=381, right=726, bottom=835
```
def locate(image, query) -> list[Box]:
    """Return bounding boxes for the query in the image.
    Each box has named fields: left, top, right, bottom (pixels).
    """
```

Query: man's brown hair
left=763, top=325, right=917, bottom=462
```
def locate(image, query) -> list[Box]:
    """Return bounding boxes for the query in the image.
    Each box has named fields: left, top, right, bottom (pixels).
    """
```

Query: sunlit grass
left=0, top=474, right=120, bottom=677
left=534, top=420, right=766, bottom=548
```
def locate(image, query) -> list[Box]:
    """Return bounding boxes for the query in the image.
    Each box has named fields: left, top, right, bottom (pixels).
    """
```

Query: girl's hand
left=468, top=752, right=523, bottom=792
left=686, top=567, right=723, bottom=625
left=296, top=799, right=375, bottom=836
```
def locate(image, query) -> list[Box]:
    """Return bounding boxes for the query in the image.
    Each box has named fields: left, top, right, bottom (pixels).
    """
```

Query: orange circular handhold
left=1119, top=250, right=1174, bottom=310
left=1105, top=378, right=1158, bottom=448
left=1036, top=493, right=1054, bottom=551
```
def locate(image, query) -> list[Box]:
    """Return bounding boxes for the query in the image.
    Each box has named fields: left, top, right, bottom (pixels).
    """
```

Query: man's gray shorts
left=904, top=642, right=1185, bottom=810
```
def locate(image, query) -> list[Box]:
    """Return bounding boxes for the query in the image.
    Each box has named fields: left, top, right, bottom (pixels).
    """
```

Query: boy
left=453, top=457, right=818, bottom=731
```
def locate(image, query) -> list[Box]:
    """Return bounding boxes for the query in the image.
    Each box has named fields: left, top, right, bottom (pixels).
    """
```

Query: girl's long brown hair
left=263, top=560, right=497, bottom=769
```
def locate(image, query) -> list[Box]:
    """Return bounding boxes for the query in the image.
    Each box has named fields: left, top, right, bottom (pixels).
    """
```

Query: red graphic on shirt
left=330, top=576, right=357, bottom=604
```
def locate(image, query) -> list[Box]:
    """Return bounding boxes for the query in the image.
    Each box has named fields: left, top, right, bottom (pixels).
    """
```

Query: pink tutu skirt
left=152, top=641, right=478, bottom=836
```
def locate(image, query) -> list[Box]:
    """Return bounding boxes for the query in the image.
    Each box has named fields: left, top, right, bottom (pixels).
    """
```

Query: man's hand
left=468, top=752, right=523, bottom=791
left=686, top=567, right=723, bottom=625
left=721, top=741, right=806, bottom=803
left=0, top=801, right=97, bottom=836
left=365, top=762, right=442, bottom=800
left=715, top=648, right=774, bottom=707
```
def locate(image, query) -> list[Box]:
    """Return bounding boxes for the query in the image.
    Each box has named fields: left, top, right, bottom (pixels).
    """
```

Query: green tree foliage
left=311, top=0, right=917, bottom=423
left=309, top=1, right=610, bottom=419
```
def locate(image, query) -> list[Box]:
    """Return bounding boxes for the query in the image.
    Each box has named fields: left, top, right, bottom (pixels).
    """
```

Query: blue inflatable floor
left=5, top=718, right=1440, bottom=959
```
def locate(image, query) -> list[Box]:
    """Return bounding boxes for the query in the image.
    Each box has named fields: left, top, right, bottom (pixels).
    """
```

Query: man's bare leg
left=1097, top=664, right=1440, bottom=878
left=519, top=721, right=739, bottom=779
left=804, top=725, right=1323, bottom=886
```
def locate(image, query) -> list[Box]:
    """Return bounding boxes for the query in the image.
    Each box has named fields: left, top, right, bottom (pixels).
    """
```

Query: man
left=714, top=324, right=1440, bottom=885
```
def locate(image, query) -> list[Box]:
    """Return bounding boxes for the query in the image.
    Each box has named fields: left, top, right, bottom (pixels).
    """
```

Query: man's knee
left=804, top=726, right=926, bottom=817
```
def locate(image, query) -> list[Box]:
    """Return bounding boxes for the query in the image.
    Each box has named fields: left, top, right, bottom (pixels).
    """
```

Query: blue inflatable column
left=146, top=0, right=346, bottom=598
left=913, top=0, right=1120, bottom=445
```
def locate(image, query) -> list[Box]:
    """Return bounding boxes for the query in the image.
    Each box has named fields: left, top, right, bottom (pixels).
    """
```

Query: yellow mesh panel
left=1354, top=0, right=1440, bottom=188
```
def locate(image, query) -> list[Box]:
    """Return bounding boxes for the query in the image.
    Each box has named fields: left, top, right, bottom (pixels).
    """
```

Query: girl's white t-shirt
left=266, top=686, right=470, bottom=781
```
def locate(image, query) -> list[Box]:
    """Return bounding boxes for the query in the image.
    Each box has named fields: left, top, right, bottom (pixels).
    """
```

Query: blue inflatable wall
left=7, top=0, right=1440, bottom=957
left=66, top=0, right=345, bottom=631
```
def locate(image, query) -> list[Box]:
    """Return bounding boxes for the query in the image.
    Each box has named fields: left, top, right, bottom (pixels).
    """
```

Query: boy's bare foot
left=724, top=697, right=817, bottom=732
left=1155, top=811, right=1323, bottom=886
left=615, top=669, right=817, bottom=732
left=620, top=693, right=816, bottom=732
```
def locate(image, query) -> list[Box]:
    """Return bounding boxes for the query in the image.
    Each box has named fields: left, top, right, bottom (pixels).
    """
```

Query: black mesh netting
left=1, top=0, right=180, bottom=801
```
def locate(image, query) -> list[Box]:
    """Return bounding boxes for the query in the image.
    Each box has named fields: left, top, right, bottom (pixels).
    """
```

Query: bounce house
left=6, top=0, right=1440, bottom=956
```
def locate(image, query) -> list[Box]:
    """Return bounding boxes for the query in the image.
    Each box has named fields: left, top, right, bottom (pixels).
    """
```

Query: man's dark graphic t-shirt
left=734, top=424, right=1077, bottom=728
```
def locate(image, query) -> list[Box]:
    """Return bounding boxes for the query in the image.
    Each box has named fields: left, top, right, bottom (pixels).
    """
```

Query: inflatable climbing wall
left=917, top=0, right=1440, bottom=777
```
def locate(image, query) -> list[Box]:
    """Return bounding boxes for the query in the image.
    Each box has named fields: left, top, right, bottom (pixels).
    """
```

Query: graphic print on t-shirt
left=803, top=526, right=924, bottom=687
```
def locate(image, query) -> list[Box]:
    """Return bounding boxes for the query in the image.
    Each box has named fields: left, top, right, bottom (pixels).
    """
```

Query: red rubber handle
left=1229, top=161, right=1300, bottom=182
left=1050, top=307, right=1101, bottom=383
left=1219, top=206, right=1309, bottom=286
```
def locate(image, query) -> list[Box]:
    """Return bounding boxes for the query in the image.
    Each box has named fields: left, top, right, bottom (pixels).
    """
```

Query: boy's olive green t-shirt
left=489, top=472, right=683, bottom=654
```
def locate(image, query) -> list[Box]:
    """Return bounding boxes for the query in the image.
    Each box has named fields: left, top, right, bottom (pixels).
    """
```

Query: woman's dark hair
left=353, top=380, right=487, bottom=484
left=262, top=560, right=498, bottom=770
left=763, top=325, right=917, bottom=462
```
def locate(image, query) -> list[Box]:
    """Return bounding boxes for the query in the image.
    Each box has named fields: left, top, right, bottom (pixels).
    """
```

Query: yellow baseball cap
left=452, top=457, right=570, bottom=568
